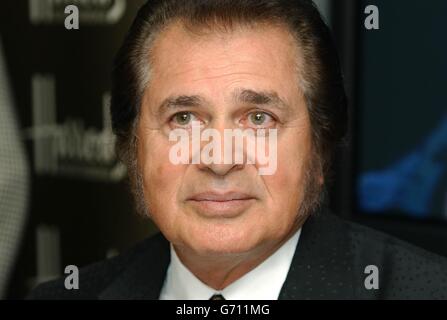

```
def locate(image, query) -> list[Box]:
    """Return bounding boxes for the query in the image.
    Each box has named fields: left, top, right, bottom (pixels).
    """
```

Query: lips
left=188, top=191, right=255, bottom=202
left=186, top=191, right=256, bottom=217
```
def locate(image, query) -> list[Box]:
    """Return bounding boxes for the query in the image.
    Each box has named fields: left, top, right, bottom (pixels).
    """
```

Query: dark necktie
left=209, top=294, right=226, bottom=300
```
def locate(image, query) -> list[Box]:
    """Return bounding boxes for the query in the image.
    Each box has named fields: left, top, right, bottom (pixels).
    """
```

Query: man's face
left=136, top=22, right=316, bottom=255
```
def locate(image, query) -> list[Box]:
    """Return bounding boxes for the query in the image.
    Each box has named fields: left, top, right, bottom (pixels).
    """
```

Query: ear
left=135, top=136, right=143, bottom=172
left=318, top=175, right=324, bottom=185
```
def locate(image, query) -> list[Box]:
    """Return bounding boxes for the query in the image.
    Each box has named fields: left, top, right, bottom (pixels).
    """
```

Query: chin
left=186, top=224, right=264, bottom=256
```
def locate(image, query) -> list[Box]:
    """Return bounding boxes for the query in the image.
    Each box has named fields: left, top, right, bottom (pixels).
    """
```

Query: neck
left=173, top=223, right=302, bottom=290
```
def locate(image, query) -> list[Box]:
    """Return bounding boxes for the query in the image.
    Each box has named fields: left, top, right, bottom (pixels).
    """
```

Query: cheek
left=276, top=134, right=309, bottom=182
left=138, top=136, right=185, bottom=210
left=265, top=159, right=303, bottom=204
left=264, top=131, right=311, bottom=206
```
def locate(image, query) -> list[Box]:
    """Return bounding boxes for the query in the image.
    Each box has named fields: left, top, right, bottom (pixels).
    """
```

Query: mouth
left=186, top=191, right=256, bottom=218
left=189, top=191, right=255, bottom=202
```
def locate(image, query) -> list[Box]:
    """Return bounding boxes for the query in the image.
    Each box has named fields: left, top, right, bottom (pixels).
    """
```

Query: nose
left=195, top=118, right=246, bottom=176
left=199, top=162, right=244, bottom=176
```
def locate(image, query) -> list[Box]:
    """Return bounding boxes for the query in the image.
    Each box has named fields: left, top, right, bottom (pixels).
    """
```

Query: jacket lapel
left=99, top=233, right=170, bottom=300
left=279, top=209, right=356, bottom=299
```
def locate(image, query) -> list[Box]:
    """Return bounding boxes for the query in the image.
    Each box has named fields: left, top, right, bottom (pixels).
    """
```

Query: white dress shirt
left=159, top=229, right=301, bottom=300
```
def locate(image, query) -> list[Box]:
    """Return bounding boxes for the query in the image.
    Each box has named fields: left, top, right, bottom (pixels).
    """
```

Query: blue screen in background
left=357, top=0, right=447, bottom=221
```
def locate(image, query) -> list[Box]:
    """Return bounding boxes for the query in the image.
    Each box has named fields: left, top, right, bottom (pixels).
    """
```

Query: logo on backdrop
left=23, top=74, right=126, bottom=182
left=29, top=0, right=126, bottom=25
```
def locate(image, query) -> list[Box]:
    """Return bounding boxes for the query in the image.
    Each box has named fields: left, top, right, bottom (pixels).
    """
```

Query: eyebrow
left=156, top=88, right=289, bottom=116
left=233, top=89, right=289, bottom=110
left=155, top=95, right=206, bottom=118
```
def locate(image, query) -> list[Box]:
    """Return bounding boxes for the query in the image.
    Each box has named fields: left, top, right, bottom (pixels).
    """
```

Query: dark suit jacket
left=28, top=209, right=447, bottom=299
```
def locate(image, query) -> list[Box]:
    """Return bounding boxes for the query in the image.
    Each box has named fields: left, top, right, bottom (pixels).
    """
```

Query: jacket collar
left=99, top=208, right=355, bottom=299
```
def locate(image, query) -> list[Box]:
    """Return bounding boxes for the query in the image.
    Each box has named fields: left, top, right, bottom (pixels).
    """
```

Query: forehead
left=146, top=20, right=303, bottom=105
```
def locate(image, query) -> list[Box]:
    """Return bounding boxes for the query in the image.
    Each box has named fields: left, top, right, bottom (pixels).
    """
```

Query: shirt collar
left=159, top=229, right=301, bottom=300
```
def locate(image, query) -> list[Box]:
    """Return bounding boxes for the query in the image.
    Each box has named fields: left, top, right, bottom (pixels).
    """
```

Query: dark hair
left=111, top=0, right=347, bottom=180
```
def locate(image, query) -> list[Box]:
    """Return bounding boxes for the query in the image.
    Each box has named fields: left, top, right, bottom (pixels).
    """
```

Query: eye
left=247, top=111, right=275, bottom=128
left=170, top=111, right=200, bottom=128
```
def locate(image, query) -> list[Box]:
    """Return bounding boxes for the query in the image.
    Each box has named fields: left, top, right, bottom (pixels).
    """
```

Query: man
left=29, top=0, right=447, bottom=299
